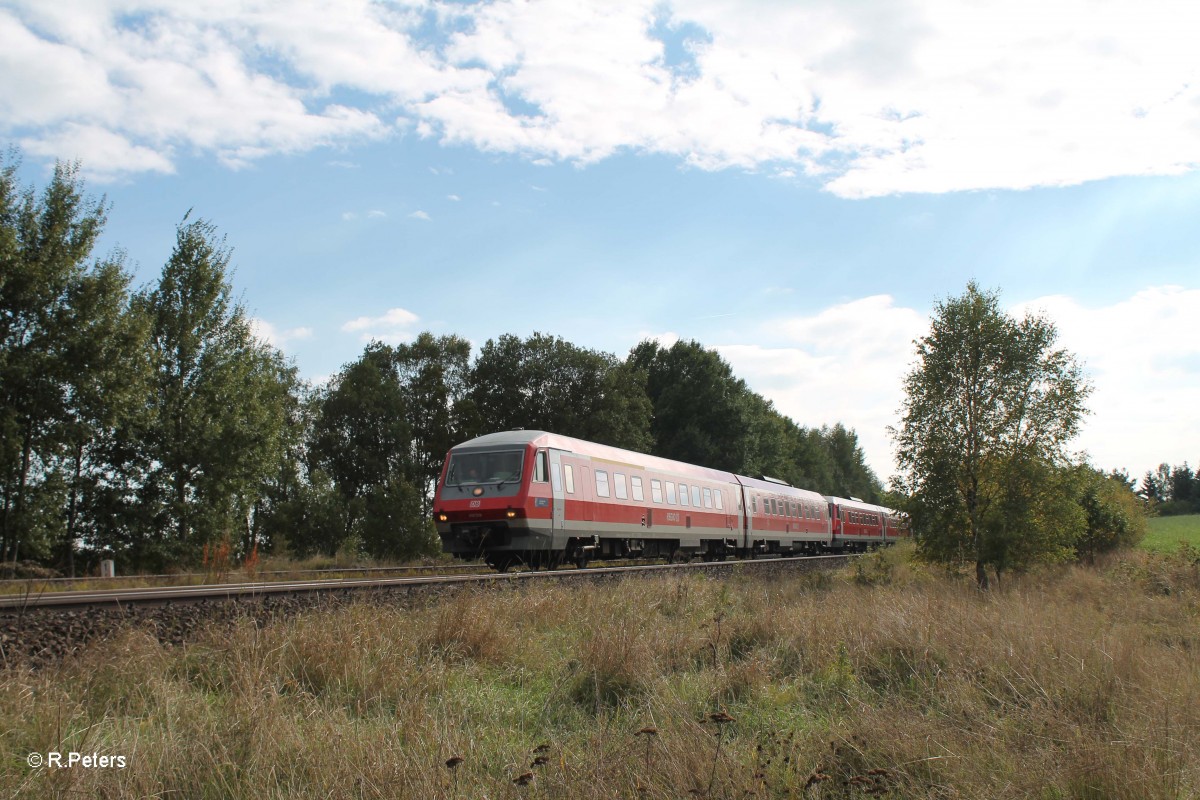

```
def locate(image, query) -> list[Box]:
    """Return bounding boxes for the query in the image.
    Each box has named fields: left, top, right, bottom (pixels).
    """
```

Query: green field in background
left=1142, top=514, right=1200, bottom=552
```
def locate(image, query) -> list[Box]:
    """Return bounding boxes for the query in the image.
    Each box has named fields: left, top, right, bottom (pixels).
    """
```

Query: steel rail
left=0, top=554, right=854, bottom=611
left=0, top=563, right=491, bottom=587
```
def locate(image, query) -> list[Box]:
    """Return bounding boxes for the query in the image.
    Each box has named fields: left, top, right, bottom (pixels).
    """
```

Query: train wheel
left=574, top=552, right=589, bottom=569
left=486, top=555, right=512, bottom=573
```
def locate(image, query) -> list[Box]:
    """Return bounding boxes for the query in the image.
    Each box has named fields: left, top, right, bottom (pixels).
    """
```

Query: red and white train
left=434, top=430, right=908, bottom=571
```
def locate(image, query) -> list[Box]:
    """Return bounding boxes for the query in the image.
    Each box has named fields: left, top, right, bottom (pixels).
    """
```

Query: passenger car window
left=564, top=464, right=575, bottom=494
left=595, top=470, right=610, bottom=498
left=614, top=472, right=628, bottom=500
left=631, top=476, right=644, bottom=502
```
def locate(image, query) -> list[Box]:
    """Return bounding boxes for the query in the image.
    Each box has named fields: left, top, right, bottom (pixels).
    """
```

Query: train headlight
left=437, top=513, right=448, bottom=522
left=506, top=509, right=517, bottom=519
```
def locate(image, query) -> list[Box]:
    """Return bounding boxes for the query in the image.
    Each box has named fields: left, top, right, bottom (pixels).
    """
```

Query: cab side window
left=535, top=450, right=548, bottom=482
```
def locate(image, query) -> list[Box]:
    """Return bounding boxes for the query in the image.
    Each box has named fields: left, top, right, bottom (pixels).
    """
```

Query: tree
left=1074, top=466, right=1148, bottom=561
left=470, top=333, right=652, bottom=450
left=308, top=343, right=433, bottom=559
left=891, top=283, right=1091, bottom=587
left=130, top=217, right=296, bottom=568
left=394, top=332, right=473, bottom=515
left=0, top=154, right=144, bottom=569
left=629, top=339, right=749, bottom=470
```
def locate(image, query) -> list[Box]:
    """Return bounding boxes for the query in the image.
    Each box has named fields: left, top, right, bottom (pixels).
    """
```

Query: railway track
left=0, top=562, right=492, bottom=594
left=0, top=554, right=856, bottom=668
left=0, top=554, right=853, bottom=612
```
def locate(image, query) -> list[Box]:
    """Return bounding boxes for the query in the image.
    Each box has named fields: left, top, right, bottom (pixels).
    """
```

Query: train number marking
left=469, top=500, right=481, bottom=508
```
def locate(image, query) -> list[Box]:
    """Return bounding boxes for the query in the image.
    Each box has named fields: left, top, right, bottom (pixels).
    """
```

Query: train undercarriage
left=441, top=521, right=872, bottom=573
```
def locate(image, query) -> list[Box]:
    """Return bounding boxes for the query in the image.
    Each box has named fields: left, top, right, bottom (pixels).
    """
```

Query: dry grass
left=3, top=543, right=1199, bottom=798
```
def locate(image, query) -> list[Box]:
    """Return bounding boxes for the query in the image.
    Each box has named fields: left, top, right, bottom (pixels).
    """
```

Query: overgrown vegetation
left=5, top=546, right=1198, bottom=798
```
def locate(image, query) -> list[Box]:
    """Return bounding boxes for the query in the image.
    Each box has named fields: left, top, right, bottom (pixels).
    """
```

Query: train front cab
left=434, top=437, right=558, bottom=571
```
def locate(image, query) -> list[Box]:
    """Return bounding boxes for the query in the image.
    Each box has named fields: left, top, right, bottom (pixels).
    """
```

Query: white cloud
left=344, top=208, right=388, bottom=220
left=717, top=296, right=927, bottom=483
left=408, top=210, right=431, bottom=221
left=1010, top=286, right=1200, bottom=477
left=250, top=318, right=313, bottom=349
left=341, top=306, right=420, bottom=343
left=718, top=288, right=1199, bottom=486
left=4, top=0, right=1197, bottom=193
left=447, top=193, right=460, bottom=201
left=635, top=331, right=681, bottom=350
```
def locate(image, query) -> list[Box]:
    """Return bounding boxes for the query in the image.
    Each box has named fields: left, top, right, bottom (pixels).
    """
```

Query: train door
left=548, top=450, right=565, bottom=531
left=736, top=479, right=750, bottom=551
left=580, top=466, right=594, bottom=522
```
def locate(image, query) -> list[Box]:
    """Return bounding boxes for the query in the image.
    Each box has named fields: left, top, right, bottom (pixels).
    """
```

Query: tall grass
left=4, top=543, right=1198, bottom=798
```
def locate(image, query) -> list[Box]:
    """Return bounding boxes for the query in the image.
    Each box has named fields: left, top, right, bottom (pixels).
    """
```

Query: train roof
left=450, top=430, right=824, bottom=499
left=827, top=496, right=898, bottom=515
left=451, top=430, right=735, bottom=482
left=736, top=473, right=825, bottom=500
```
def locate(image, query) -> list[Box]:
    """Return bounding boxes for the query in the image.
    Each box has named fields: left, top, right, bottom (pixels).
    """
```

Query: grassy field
left=1142, top=514, right=1200, bottom=553
left=4, top=544, right=1199, bottom=799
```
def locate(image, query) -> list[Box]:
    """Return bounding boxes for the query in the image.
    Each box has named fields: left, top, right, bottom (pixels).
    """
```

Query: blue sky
left=3, top=0, right=1197, bottom=483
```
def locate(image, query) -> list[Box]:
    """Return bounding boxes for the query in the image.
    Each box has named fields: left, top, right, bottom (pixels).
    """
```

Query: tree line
left=1, top=154, right=882, bottom=575
left=1138, top=462, right=1199, bottom=516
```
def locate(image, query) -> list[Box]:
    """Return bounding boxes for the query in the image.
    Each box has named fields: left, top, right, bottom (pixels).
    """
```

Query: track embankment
left=0, top=555, right=851, bottom=668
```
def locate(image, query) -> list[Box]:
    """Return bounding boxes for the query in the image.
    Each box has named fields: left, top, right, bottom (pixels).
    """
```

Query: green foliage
left=470, top=332, right=652, bottom=450
left=1142, top=462, right=1200, bottom=515
left=124, top=217, right=297, bottom=568
left=631, top=340, right=880, bottom=499
left=892, top=283, right=1091, bottom=586
left=393, top=332, right=473, bottom=514
left=0, top=154, right=148, bottom=571
left=629, top=339, right=749, bottom=470
left=1073, top=465, right=1148, bottom=560
left=304, top=343, right=436, bottom=560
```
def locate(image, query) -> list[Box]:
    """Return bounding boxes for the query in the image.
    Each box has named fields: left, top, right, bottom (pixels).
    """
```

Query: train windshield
left=446, top=449, right=525, bottom=487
